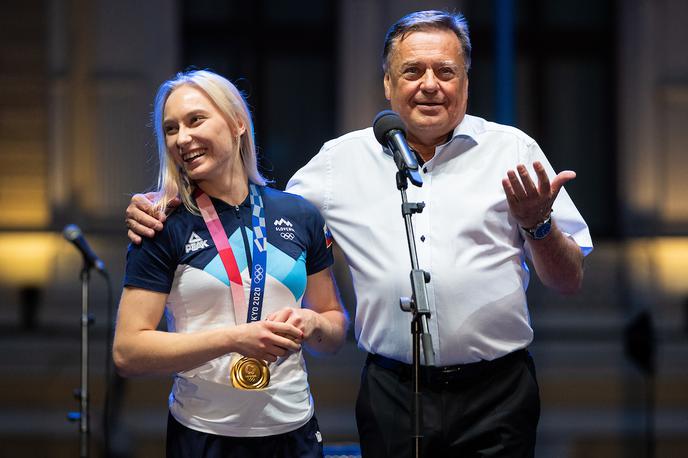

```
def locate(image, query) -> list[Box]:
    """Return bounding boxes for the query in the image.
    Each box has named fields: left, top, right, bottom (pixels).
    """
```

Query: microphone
left=373, top=110, right=423, bottom=187
left=63, top=224, right=107, bottom=273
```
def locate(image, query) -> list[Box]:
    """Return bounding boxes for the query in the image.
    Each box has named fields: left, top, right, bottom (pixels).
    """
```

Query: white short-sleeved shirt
left=287, top=114, right=592, bottom=366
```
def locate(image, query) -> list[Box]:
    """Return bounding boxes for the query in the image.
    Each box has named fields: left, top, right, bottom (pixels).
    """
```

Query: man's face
left=384, top=29, right=468, bottom=148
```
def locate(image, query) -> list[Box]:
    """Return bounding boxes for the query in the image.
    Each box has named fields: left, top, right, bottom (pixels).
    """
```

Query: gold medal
left=230, top=355, right=270, bottom=390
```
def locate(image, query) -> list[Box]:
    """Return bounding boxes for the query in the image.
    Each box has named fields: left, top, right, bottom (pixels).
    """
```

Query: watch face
left=534, top=221, right=552, bottom=239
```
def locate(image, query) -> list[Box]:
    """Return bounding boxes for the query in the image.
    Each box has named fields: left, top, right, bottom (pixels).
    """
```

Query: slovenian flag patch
left=323, top=224, right=333, bottom=248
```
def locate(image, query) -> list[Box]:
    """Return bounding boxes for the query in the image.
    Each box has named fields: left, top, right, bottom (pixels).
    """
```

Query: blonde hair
left=151, top=69, right=267, bottom=214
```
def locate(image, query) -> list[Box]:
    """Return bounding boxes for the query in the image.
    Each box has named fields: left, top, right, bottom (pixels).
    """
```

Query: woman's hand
left=266, top=269, right=349, bottom=355
left=230, top=320, right=304, bottom=362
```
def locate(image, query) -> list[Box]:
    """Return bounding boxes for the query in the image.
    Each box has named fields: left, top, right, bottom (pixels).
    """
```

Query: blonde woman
left=113, top=70, right=347, bottom=458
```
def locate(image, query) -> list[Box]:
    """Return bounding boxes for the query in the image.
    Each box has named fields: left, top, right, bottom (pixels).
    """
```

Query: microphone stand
left=395, top=169, right=436, bottom=458
left=68, top=263, right=94, bottom=457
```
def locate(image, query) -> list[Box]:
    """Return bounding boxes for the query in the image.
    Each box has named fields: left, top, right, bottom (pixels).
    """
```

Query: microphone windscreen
left=373, top=110, right=406, bottom=146
left=63, top=224, right=82, bottom=242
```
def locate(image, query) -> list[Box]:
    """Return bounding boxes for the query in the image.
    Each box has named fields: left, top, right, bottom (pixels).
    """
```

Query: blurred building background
left=0, top=0, right=687, bottom=456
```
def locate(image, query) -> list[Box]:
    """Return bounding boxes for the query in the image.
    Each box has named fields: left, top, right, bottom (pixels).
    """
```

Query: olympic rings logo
left=253, top=265, right=264, bottom=282
left=280, top=232, right=295, bottom=240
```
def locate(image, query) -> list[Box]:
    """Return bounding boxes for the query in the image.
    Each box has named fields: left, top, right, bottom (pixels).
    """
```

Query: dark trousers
left=355, top=350, right=540, bottom=458
left=166, top=413, right=324, bottom=458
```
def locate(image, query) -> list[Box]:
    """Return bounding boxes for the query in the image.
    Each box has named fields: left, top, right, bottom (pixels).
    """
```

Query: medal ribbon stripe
left=196, top=193, right=247, bottom=322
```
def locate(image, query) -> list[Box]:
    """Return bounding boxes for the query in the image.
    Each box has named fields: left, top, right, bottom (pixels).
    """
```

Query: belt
left=366, top=349, right=527, bottom=385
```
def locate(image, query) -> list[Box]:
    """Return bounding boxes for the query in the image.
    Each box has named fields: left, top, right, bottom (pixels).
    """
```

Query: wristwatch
left=521, top=214, right=552, bottom=240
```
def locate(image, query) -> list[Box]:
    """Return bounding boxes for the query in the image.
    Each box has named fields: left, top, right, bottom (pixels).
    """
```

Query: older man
left=127, top=10, right=592, bottom=458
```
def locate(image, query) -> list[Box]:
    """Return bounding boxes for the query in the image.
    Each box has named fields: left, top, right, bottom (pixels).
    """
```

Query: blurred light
left=0, top=232, right=61, bottom=286
left=628, top=237, right=688, bottom=296
left=654, top=237, right=688, bottom=295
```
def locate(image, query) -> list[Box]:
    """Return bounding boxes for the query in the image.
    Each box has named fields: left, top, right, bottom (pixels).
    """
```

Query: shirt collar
left=377, top=115, right=481, bottom=166
left=446, top=114, right=482, bottom=146
left=195, top=182, right=254, bottom=210
left=426, top=115, right=481, bottom=166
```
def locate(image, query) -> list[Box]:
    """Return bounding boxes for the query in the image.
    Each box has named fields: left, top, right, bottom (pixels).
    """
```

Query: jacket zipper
left=235, top=205, right=253, bottom=266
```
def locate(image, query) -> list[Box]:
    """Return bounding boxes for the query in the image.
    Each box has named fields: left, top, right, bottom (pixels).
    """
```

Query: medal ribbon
left=196, top=184, right=267, bottom=324
left=247, top=185, right=267, bottom=323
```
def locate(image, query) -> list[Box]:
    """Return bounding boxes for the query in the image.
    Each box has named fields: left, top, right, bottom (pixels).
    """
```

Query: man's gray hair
left=382, top=10, right=472, bottom=73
